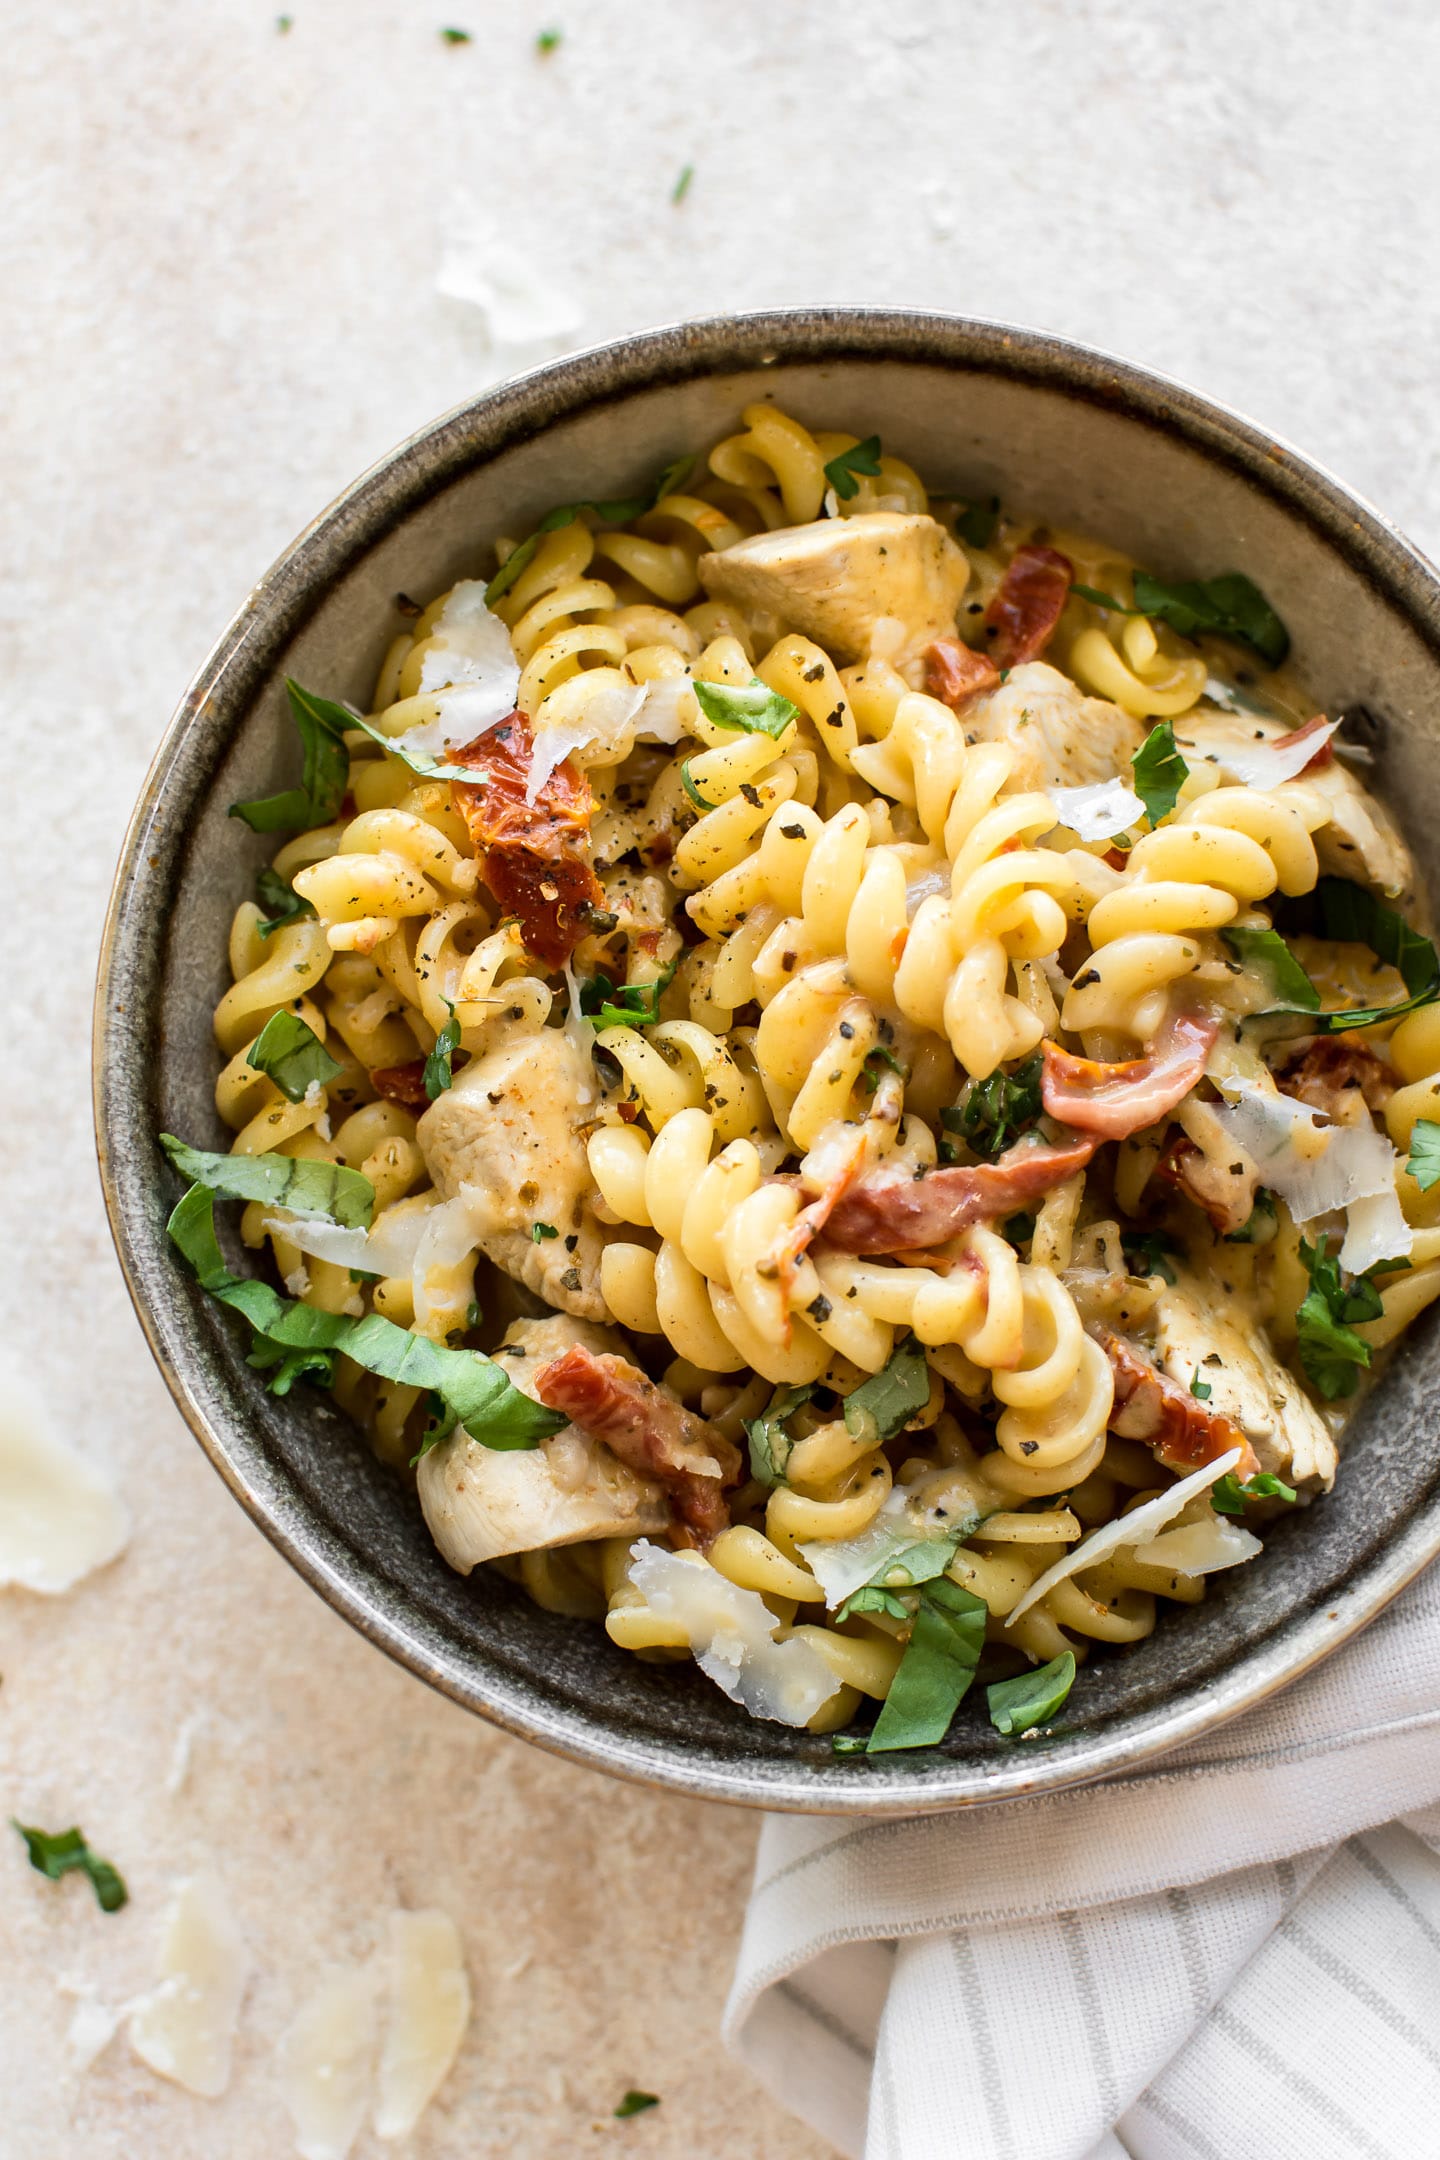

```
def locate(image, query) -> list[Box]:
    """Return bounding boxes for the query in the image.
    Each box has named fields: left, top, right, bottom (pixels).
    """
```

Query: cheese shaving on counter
left=0, top=1369, right=129, bottom=1594
left=278, top=1967, right=378, bottom=2160
left=374, top=1911, right=472, bottom=2140
left=129, top=1876, right=251, bottom=2098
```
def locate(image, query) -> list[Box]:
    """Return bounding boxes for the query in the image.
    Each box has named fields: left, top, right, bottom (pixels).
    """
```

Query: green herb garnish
left=424, top=999, right=461, bottom=1100
left=1221, top=925, right=1321, bottom=1010
left=744, top=1383, right=814, bottom=1488
left=1407, top=1120, right=1440, bottom=1193
left=1073, top=572, right=1289, bottom=667
left=831, top=1732, right=871, bottom=1756
left=941, top=1052, right=1043, bottom=1160
left=166, top=1183, right=562, bottom=1453
left=691, top=678, right=799, bottom=742
left=986, top=1650, right=1076, bottom=1736
left=1225, top=1190, right=1278, bottom=1244
left=12, top=1822, right=128, bottom=1913
left=245, top=1013, right=343, bottom=1104
left=531, top=1221, right=559, bottom=1243
left=823, top=435, right=883, bottom=502
left=1246, top=881, right=1440, bottom=1033
left=1295, top=1235, right=1383, bottom=1399
left=1130, top=720, right=1189, bottom=827
left=1190, top=1368, right=1213, bottom=1401
left=843, top=1335, right=930, bottom=1446
left=1120, top=1229, right=1180, bottom=1285
left=865, top=1578, right=989, bottom=1754
left=230, top=678, right=352, bottom=835
left=671, top=164, right=694, bottom=205
left=439, top=25, right=472, bottom=42
left=254, top=865, right=317, bottom=939
left=679, top=757, right=717, bottom=811
left=954, top=497, right=1000, bottom=548
left=833, top=1531, right=965, bottom=1625
left=860, top=1044, right=908, bottom=1094
left=580, top=955, right=679, bottom=1031
left=536, top=26, right=561, bottom=51
left=483, top=458, right=693, bottom=607
left=160, top=1135, right=373, bottom=1228
left=615, top=2091, right=660, bottom=2118
left=1212, top=1471, right=1298, bottom=1515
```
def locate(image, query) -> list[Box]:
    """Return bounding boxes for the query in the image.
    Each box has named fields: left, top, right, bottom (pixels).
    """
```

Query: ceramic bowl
left=95, top=309, right=1440, bottom=1813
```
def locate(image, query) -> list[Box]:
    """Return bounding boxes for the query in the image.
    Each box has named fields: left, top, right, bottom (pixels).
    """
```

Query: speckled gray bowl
left=95, top=309, right=1440, bottom=1813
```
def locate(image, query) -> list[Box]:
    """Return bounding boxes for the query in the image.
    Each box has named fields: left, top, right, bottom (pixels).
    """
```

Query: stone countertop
left=3, top=1, right=1438, bottom=2153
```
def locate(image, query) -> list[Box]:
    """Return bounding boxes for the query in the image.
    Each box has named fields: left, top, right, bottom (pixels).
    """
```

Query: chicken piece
left=417, top=1027, right=609, bottom=1321
left=417, top=1315, right=669, bottom=1570
left=962, top=663, right=1147, bottom=790
left=696, top=513, right=969, bottom=667
left=1157, top=1113, right=1261, bottom=1237
left=532, top=1343, right=742, bottom=1545
left=1150, top=1267, right=1337, bottom=1491
left=1175, top=709, right=1415, bottom=902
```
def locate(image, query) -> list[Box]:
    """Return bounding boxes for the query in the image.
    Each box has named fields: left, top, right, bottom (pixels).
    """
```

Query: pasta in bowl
left=154, top=391, right=1440, bottom=1765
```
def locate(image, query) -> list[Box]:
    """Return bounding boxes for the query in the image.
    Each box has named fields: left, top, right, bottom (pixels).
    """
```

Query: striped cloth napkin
left=725, top=1563, right=1440, bottom=2160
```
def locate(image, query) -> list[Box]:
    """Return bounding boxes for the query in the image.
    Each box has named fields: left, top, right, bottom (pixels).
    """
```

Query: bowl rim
left=94, top=304, right=1440, bottom=1814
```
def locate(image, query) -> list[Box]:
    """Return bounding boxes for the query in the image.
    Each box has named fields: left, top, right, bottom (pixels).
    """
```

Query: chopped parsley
left=245, top=1012, right=343, bottom=1104
left=954, top=496, right=1000, bottom=548
left=615, top=2090, right=660, bottom=2118
left=483, top=457, right=694, bottom=606
left=1189, top=1368, right=1213, bottom=1401
left=1130, top=720, right=1189, bottom=827
left=822, top=435, right=883, bottom=502
left=671, top=164, right=694, bottom=205
left=941, top=1052, right=1043, bottom=1160
left=230, top=678, right=351, bottom=835
left=536, top=26, right=561, bottom=51
left=1225, top=1190, right=1278, bottom=1245
left=1072, top=572, right=1289, bottom=667
left=1407, top=1120, right=1440, bottom=1193
left=690, top=678, right=799, bottom=742
left=254, top=865, right=317, bottom=938
left=679, top=757, right=718, bottom=811
left=1248, top=881, right=1440, bottom=1033
left=579, top=954, right=679, bottom=1031
left=1295, top=1235, right=1384, bottom=1400
left=439, top=25, right=472, bottom=43
left=1120, top=1229, right=1180, bottom=1285
left=986, top=1649, right=1076, bottom=1736
left=12, top=1822, right=128, bottom=1913
left=860, top=1044, right=907, bottom=1093
left=1212, top=1471, right=1298, bottom=1515
left=531, top=1221, right=559, bottom=1243
left=424, top=999, right=461, bottom=1099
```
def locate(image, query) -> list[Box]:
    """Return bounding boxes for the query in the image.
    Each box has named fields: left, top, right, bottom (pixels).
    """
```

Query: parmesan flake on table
left=0, top=1367, right=129, bottom=1594
left=625, top=1542, right=841, bottom=1727
left=278, top=1965, right=379, bottom=2160
left=129, top=1876, right=251, bottom=2098
left=374, top=1910, right=472, bottom=2140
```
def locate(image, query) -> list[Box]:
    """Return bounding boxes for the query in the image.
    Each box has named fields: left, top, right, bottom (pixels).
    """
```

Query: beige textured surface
left=4, top=0, right=1439, bottom=2153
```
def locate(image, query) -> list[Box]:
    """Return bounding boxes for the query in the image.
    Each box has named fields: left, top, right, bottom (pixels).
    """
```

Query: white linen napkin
left=725, top=1562, right=1440, bottom=2160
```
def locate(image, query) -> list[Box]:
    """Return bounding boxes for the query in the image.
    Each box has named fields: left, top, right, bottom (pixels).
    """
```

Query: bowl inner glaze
left=96, top=310, right=1440, bottom=1812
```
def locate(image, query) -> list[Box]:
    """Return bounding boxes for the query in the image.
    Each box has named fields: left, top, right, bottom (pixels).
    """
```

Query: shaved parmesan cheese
left=64, top=1989, right=125, bottom=2072
left=278, top=1966, right=379, bottom=2160
left=527, top=675, right=692, bottom=804
left=1007, top=1450, right=1241, bottom=1623
left=436, top=199, right=583, bottom=348
left=411, top=1200, right=481, bottom=1331
left=626, top=1542, right=841, bottom=1726
left=905, top=861, right=952, bottom=917
left=798, top=1488, right=935, bottom=1609
left=398, top=582, right=520, bottom=758
left=1132, top=1513, right=1263, bottom=1575
left=374, top=1911, right=471, bottom=2141
left=1211, top=1082, right=1413, bottom=1266
left=0, top=1370, right=129, bottom=1594
left=1207, top=716, right=1342, bottom=789
left=261, top=1202, right=438, bottom=1282
left=1047, top=778, right=1145, bottom=842
left=129, top=1877, right=251, bottom=2098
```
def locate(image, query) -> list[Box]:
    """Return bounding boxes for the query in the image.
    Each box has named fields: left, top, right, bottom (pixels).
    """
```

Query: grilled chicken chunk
left=696, top=512, right=969, bottom=666
left=963, top=662, right=1147, bottom=790
left=1150, top=1269, right=1337, bottom=1491
left=417, top=1027, right=608, bottom=1321
left=417, top=1315, right=669, bottom=1571
left=1175, top=708, right=1415, bottom=901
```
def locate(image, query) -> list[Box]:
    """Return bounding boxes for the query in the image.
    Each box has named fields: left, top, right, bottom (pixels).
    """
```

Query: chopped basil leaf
left=166, top=1183, right=562, bottom=1451
left=1130, top=720, right=1188, bottom=827
left=230, top=678, right=352, bottom=834
left=1189, top=1368, right=1213, bottom=1401
left=679, top=757, right=718, bottom=811
left=691, top=677, right=800, bottom=742
left=954, top=496, right=1000, bottom=548
left=831, top=1732, right=871, bottom=1756
left=531, top=1221, right=559, bottom=1242
left=245, top=1012, right=343, bottom=1104
left=12, top=1821, right=128, bottom=1913
left=844, top=1335, right=930, bottom=1446
left=1221, top=926, right=1320, bottom=1010
left=349, top=713, right=483, bottom=785
left=1257, top=880, right=1440, bottom=1033
left=254, top=865, right=317, bottom=938
left=439, top=25, right=472, bottom=42
left=248, top=1337, right=336, bottom=1394
left=160, top=1134, right=374, bottom=1228
left=941, top=1052, right=1043, bottom=1159
left=536, top=26, right=561, bottom=50
left=1071, top=583, right=1129, bottom=611
left=860, top=1044, right=908, bottom=1094
left=671, top=163, right=694, bottom=205
left=580, top=955, right=679, bottom=1031
left=744, top=1383, right=814, bottom=1488
left=615, top=2091, right=660, bottom=2118
left=822, top=435, right=883, bottom=502
left=1076, top=576, right=1290, bottom=666
left=1225, top=1189, right=1278, bottom=1244
left=986, top=1650, right=1076, bottom=1737
left=424, top=999, right=461, bottom=1099
left=833, top=1525, right=967, bottom=1624
left=483, top=459, right=694, bottom=606
left=1407, top=1120, right=1440, bottom=1193
left=1212, top=1471, right=1298, bottom=1515
left=1295, top=1235, right=1382, bottom=1400
left=834, top=1583, right=912, bottom=1623
left=999, top=1211, right=1036, bottom=1249
left=865, top=1578, right=988, bottom=1753
left=1120, top=1229, right=1179, bottom=1285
